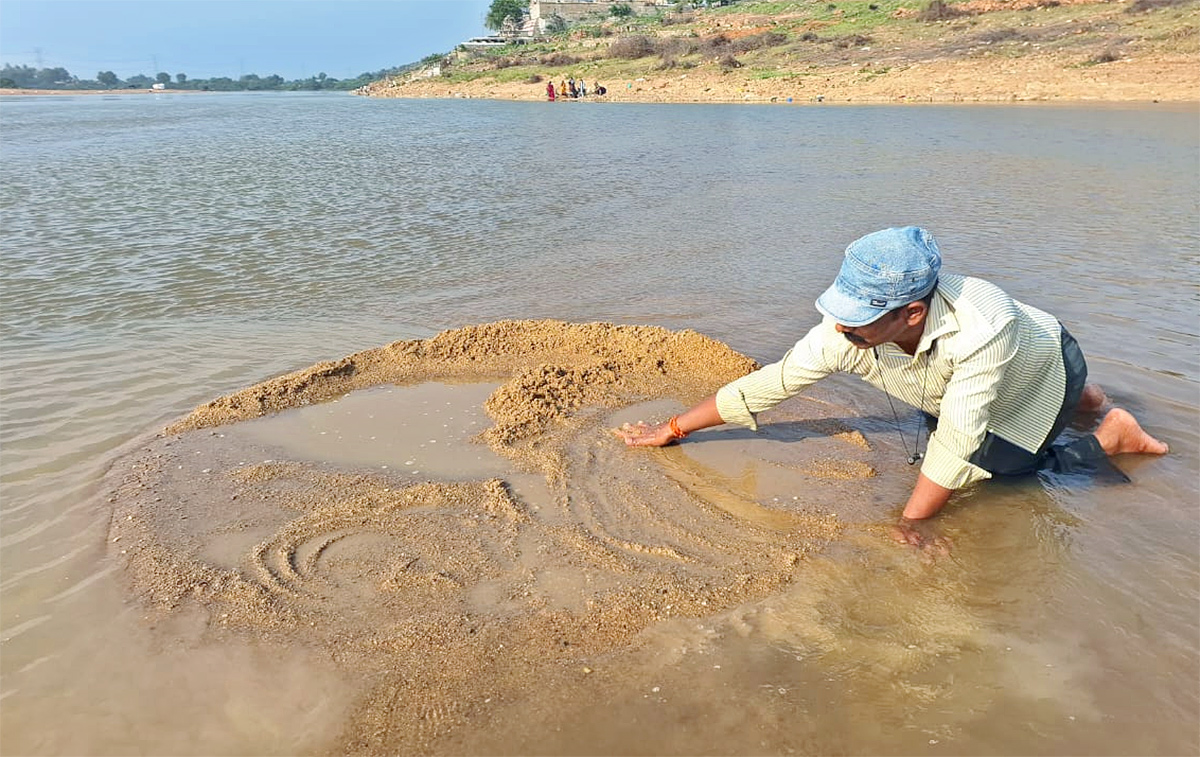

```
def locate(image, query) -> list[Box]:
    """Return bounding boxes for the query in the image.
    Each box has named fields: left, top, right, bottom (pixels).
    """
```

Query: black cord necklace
left=874, top=342, right=933, bottom=465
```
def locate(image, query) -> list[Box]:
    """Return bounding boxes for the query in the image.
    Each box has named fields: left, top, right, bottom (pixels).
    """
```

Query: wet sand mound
left=167, top=319, right=753, bottom=433
left=109, top=320, right=889, bottom=755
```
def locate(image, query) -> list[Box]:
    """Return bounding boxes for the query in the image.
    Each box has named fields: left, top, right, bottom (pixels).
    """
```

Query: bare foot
left=1094, top=408, right=1169, bottom=456
left=1078, top=383, right=1108, bottom=413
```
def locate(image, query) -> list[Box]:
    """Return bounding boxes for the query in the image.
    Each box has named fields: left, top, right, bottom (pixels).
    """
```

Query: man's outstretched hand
left=614, top=421, right=677, bottom=447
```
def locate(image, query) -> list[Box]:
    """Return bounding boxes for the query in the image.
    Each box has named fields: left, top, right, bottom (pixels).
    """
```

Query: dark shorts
left=967, top=325, right=1103, bottom=477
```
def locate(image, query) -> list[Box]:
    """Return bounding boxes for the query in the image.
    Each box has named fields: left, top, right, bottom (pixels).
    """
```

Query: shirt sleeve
left=715, top=322, right=842, bottom=430
left=920, top=318, right=1019, bottom=489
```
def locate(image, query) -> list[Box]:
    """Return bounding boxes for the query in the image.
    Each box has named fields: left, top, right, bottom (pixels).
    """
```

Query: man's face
left=835, top=306, right=912, bottom=350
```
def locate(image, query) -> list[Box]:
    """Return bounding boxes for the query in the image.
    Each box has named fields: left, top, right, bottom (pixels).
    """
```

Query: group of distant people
left=546, top=77, right=606, bottom=101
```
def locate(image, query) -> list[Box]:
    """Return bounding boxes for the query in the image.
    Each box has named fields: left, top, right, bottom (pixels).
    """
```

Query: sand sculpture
left=107, top=320, right=897, bottom=754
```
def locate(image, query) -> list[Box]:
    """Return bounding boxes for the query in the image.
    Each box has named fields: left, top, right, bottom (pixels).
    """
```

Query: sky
left=0, top=0, right=494, bottom=81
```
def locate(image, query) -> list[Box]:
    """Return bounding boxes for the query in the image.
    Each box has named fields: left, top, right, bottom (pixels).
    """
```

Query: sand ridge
left=167, top=320, right=756, bottom=433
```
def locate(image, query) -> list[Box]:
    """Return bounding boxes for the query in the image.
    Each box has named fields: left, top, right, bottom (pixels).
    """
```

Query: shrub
left=658, top=36, right=699, bottom=58
left=916, top=0, right=968, bottom=20
left=699, top=32, right=731, bottom=56
left=799, top=31, right=820, bottom=42
left=1089, top=48, right=1122, bottom=63
left=540, top=52, right=581, bottom=66
left=610, top=3, right=635, bottom=18
left=832, top=33, right=873, bottom=48
left=732, top=30, right=788, bottom=53
left=1126, top=0, right=1184, bottom=11
left=977, top=28, right=1026, bottom=43
left=609, top=35, right=658, bottom=59
left=718, top=54, right=742, bottom=70
left=656, top=48, right=698, bottom=69
left=527, top=73, right=543, bottom=83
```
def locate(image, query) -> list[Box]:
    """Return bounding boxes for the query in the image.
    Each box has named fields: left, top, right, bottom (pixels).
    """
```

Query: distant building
left=461, top=36, right=511, bottom=49
left=459, top=0, right=673, bottom=48
left=460, top=15, right=538, bottom=49
left=150, top=82, right=166, bottom=90
left=529, top=0, right=672, bottom=31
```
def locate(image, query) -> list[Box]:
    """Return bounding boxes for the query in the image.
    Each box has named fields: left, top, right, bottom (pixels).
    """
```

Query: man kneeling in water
left=617, top=227, right=1168, bottom=547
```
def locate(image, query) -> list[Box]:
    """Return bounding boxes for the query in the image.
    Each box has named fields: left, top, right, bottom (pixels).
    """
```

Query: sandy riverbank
left=367, top=52, right=1199, bottom=103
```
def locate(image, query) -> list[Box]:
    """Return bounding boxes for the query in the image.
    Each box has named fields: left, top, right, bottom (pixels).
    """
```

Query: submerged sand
left=108, top=320, right=898, bottom=755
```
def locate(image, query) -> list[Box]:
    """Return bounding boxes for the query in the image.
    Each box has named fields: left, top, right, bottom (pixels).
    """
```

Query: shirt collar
left=915, top=287, right=958, bottom=355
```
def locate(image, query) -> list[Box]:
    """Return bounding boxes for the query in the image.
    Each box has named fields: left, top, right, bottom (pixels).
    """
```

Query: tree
left=97, top=70, right=119, bottom=87
left=126, top=73, right=153, bottom=88
left=155, top=71, right=171, bottom=84
left=1, top=64, right=37, bottom=88
left=176, top=72, right=187, bottom=84
left=485, top=0, right=527, bottom=31
left=0, top=77, right=16, bottom=88
left=34, top=67, right=72, bottom=88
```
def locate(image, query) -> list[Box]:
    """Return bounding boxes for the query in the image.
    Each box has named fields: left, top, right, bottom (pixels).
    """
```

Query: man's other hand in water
left=891, top=516, right=952, bottom=561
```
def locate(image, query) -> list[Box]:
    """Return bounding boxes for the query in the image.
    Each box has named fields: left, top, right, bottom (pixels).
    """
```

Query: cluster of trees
left=0, top=63, right=414, bottom=92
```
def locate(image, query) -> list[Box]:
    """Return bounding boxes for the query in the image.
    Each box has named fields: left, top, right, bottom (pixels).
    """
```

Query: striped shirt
left=715, top=274, right=1067, bottom=490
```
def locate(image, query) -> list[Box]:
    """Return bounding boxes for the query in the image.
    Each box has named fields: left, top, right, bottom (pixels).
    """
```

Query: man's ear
left=903, top=301, right=928, bottom=327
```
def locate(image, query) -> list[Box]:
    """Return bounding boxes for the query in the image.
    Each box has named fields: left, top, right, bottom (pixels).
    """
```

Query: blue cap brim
left=815, top=281, right=891, bottom=327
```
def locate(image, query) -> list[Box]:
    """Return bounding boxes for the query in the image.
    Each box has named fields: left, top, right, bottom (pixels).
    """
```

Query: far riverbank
left=362, top=51, right=1198, bottom=104
left=361, top=1, right=1198, bottom=105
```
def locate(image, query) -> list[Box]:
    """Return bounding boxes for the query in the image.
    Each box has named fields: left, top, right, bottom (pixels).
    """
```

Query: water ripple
left=0, top=96, right=1196, bottom=753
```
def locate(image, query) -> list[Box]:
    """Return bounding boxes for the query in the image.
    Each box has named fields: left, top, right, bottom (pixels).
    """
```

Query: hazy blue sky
left=0, top=0, right=493, bottom=80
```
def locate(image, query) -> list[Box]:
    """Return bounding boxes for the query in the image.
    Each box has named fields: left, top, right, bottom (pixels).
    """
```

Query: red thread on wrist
left=668, top=415, right=688, bottom=439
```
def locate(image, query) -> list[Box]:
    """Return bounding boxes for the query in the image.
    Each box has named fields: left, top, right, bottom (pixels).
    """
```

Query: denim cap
left=815, top=226, right=942, bottom=327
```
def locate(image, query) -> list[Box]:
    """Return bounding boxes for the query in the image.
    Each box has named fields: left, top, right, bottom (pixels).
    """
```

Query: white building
left=529, top=0, right=673, bottom=31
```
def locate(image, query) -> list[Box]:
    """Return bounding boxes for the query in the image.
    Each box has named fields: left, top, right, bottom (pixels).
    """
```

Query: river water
left=1, top=91, right=1197, bottom=755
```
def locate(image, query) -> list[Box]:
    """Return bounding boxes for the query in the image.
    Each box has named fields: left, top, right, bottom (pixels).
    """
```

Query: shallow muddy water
left=1, top=92, right=1196, bottom=755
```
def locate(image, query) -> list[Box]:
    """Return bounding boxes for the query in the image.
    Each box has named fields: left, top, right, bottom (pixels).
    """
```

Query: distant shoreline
left=5, top=83, right=1195, bottom=106
left=0, top=88, right=216, bottom=96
